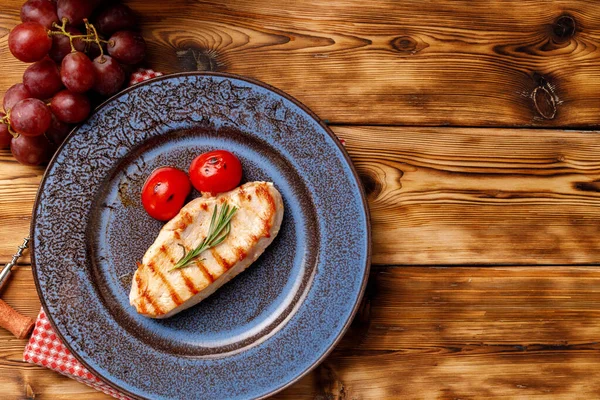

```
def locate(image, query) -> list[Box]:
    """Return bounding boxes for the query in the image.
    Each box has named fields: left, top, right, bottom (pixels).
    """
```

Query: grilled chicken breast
left=130, top=181, right=284, bottom=318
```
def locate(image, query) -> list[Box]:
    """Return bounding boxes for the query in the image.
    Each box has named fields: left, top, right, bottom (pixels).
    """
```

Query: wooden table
left=2, top=0, right=600, bottom=398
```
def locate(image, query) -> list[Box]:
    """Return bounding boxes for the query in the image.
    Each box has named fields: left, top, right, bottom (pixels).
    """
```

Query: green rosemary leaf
left=208, top=204, right=218, bottom=234
left=211, top=223, right=231, bottom=247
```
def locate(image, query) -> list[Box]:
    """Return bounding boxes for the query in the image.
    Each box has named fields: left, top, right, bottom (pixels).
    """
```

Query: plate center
left=88, top=126, right=319, bottom=357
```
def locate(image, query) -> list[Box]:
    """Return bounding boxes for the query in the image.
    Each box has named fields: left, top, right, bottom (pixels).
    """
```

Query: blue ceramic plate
left=31, top=73, right=370, bottom=399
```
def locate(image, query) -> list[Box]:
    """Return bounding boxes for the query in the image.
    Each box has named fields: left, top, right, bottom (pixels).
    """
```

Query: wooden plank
left=338, top=126, right=600, bottom=264
left=3, top=0, right=600, bottom=126
left=0, top=152, right=43, bottom=265
left=3, top=125, right=600, bottom=265
left=343, top=266, right=600, bottom=349
left=3, top=266, right=600, bottom=398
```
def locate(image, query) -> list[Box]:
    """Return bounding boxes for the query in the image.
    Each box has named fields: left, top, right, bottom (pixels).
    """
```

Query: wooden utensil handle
left=0, top=299, right=34, bottom=339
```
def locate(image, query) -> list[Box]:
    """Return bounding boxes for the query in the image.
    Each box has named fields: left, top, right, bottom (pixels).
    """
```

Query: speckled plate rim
left=30, top=71, right=371, bottom=400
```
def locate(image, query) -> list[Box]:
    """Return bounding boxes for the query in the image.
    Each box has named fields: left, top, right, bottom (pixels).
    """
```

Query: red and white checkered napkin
left=23, top=308, right=131, bottom=399
left=22, top=69, right=163, bottom=400
left=128, top=68, right=164, bottom=86
left=22, top=68, right=345, bottom=399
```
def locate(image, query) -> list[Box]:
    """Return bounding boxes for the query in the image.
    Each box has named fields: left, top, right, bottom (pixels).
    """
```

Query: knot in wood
left=391, top=35, right=427, bottom=54
left=552, top=15, right=576, bottom=41
left=359, top=171, right=383, bottom=198
left=532, top=86, right=556, bottom=119
left=176, top=47, right=220, bottom=72
left=531, top=74, right=559, bottom=120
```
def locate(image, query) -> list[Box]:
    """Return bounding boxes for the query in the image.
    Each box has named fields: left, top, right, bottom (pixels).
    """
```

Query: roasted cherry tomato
left=141, top=167, right=191, bottom=221
left=189, top=150, right=242, bottom=194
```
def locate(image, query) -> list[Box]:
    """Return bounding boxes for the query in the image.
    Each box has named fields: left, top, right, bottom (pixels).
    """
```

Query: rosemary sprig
left=170, top=202, right=238, bottom=271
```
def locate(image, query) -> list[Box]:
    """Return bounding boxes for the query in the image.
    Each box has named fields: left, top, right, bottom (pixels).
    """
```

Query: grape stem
left=48, top=17, right=109, bottom=55
left=84, top=19, right=106, bottom=61
left=1, top=110, right=19, bottom=139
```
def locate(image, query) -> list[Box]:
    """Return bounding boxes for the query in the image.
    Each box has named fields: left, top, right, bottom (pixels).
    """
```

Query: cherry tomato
left=189, top=150, right=242, bottom=194
left=141, top=167, right=191, bottom=221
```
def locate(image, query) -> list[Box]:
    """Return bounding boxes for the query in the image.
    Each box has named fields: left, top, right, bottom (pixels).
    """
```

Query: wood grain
left=4, top=0, right=600, bottom=126
left=0, top=152, right=42, bottom=265
left=3, top=125, right=600, bottom=265
left=1, top=0, right=600, bottom=398
left=3, top=266, right=600, bottom=398
left=339, top=126, right=600, bottom=265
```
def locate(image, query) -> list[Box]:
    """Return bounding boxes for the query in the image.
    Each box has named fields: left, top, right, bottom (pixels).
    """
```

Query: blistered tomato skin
left=189, top=150, right=243, bottom=195
left=141, top=167, right=191, bottom=221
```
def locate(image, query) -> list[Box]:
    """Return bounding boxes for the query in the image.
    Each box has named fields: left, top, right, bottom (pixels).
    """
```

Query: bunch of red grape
left=0, top=0, right=147, bottom=166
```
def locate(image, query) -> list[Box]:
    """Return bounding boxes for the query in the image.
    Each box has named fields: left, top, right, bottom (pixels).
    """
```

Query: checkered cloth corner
left=129, top=68, right=163, bottom=86
left=22, top=67, right=345, bottom=400
left=23, top=308, right=131, bottom=400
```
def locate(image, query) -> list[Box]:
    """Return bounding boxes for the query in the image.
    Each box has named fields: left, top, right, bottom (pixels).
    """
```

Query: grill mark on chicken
left=210, top=248, right=232, bottom=270
left=255, top=184, right=276, bottom=238
left=134, top=271, right=148, bottom=314
left=200, top=203, right=208, bottom=211
left=135, top=274, right=143, bottom=290
left=146, top=261, right=184, bottom=306
left=194, top=258, right=214, bottom=283
left=173, top=231, right=181, bottom=240
left=160, top=245, right=193, bottom=302
left=181, top=211, right=193, bottom=225
left=256, top=184, right=276, bottom=213
left=180, top=269, right=200, bottom=295
left=234, top=246, right=247, bottom=261
left=159, top=244, right=177, bottom=267
left=135, top=263, right=145, bottom=283
left=173, top=244, right=205, bottom=295
left=143, top=292, right=162, bottom=315
left=263, top=219, right=273, bottom=238
left=174, top=220, right=188, bottom=231
left=138, top=299, right=148, bottom=314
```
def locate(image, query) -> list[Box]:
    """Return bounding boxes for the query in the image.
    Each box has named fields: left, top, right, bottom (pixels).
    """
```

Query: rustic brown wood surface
left=2, top=0, right=600, bottom=398
left=4, top=1, right=600, bottom=126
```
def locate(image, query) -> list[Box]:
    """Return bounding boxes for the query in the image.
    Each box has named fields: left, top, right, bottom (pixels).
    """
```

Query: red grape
left=61, top=51, right=95, bottom=93
left=96, top=4, right=136, bottom=36
left=45, top=113, right=71, bottom=145
left=48, top=26, right=85, bottom=63
left=11, top=134, right=50, bottom=166
left=0, top=112, right=12, bottom=149
left=8, top=22, right=52, bottom=63
left=107, top=31, right=146, bottom=65
left=51, top=90, right=90, bottom=123
left=92, top=55, right=125, bottom=96
left=3, top=83, right=32, bottom=111
left=11, top=98, right=52, bottom=137
left=23, top=58, right=63, bottom=100
left=20, top=0, right=58, bottom=29
left=56, top=0, right=97, bottom=26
